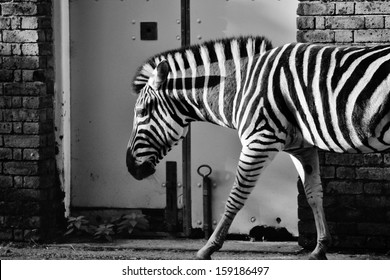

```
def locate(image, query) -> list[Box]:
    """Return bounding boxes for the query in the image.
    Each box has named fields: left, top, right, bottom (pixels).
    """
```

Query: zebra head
left=127, top=60, right=189, bottom=180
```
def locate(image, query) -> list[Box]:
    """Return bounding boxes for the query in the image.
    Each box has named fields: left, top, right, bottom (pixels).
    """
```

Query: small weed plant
left=64, top=213, right=149, bottom=242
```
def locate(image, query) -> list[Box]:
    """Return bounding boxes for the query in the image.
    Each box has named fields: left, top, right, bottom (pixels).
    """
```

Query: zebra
left=126, top=35, right=390, bottom=260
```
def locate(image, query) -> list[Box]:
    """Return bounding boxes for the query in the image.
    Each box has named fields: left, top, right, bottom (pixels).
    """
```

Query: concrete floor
left=3, top=239, right=382, bottom=260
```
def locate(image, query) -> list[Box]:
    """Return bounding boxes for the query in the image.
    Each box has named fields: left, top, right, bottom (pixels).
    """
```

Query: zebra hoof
left=196, top=250, right=212, bottom=260
left=308, top=252, right=328, bottom=260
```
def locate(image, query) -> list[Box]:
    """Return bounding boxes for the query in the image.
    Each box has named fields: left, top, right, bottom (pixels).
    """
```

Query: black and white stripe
left=128, top=36, right=390, bottom=258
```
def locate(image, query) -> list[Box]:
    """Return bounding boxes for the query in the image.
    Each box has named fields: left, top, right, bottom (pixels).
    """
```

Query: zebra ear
left=154, top=60, right=170, bottom=89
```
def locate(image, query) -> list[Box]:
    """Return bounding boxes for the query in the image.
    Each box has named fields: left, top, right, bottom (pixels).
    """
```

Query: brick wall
left=297, top=0, right=390, bottom=250
left=0, top=0, right=64, bottom=241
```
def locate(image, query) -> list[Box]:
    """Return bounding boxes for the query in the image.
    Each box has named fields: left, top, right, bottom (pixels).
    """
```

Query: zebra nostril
left=126, top=148, right=156, bottom=180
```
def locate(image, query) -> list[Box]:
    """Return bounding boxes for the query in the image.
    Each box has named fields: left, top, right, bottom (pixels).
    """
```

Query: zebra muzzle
left=126, top=149, right=156, bottom=180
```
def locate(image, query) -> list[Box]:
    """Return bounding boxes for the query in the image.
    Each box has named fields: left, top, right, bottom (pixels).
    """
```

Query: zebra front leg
left=196, top=146, right=278, bottom=260
left=195, top=214, right=232, bottom=259
left=290, top=148, right=331, bottom=260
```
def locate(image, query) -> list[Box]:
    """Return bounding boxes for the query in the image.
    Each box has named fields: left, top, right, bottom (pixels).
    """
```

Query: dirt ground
left=1, top=239, right=389, bottom=260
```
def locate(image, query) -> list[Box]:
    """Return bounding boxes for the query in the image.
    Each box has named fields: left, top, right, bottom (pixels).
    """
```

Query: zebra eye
left=136, top=108, right=148, bottom=117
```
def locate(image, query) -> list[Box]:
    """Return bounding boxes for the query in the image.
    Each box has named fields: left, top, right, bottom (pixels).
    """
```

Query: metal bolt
left=162, top=183, right=166, bottom=188
left=250, top=217, right=256, bottom=223
left=132, top=20, right=136, bottom=25
left=132, top=36, right=136, bottom=40
left=197, top=35, right=202, bottom=40
left=197, top=19, right=202, bottom=24
left=197, top=220, right=202, bottom=226
left=176, top=35, right=181, bottom=40
left=176, top=19, right=181, bottom=24
left=213, top=220, right=217, bottom=225
left=197, top=183, right=202, bottom=188
left=177, top=183, right=182, bottom=188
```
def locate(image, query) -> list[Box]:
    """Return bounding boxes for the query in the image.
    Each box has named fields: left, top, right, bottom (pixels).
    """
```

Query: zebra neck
left=164, top=59, right=254, bottom=129
left=158, top=37, right=272, bottom=129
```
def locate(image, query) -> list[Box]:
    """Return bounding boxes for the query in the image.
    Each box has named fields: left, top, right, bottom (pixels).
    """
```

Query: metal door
left=70, top=0, right=182, bottom=209
left=190, top=0, right=299, bottom=235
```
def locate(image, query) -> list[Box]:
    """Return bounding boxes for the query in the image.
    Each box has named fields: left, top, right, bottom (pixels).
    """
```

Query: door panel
left=70, top=0, right=182, bottom=209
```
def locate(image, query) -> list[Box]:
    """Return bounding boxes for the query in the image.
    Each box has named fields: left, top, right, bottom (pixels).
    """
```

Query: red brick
left=297, top=30, right=335, bottom=43
left=5, top=215, right=41, bottom=228
left=0, top=229, right=13, bottom=240
left=331, top=235, right=366, bottom=249
left=336, top=167, right=355, bottom=179
left=0, top=123, right=12, bottom=134
left=2, top=30, right=39, bottom=43
left=0, top=70, right=14, bottom=82
left=21, top=43, right=39, bottom=55
left=356, top=2, right=390, bottom=15
left=320, top=166, right=335, bottom=178
left=13, top=149, right=22, bottom=160
left=4, top=135, right=41, bottom=148
left=0, top=43, right=12, bottom=56
left=13, top=122, right=22, bottom=133
left=297, top=16, right=315, bottom=30
left=356, top=167, right=390, bottom=180
left=384, top=154, right=390, bottom=166
left=325, top=16, right=364, bottom=29
left=3, top=109, right=42, bottom=122
left=364, top=182, right=387, bottom=195
left=356, top=195, right=390, bottom=208
left=363, top=153, right=383, bottom=165
left=23, top=122, right=40, bottom=134
left=335, top=30, right=353, bottom=43
left=357, top=223, right=390, bottom=236
left=23, top=176, right=40, bottom=188
left=325, top=153, right=364, bottom=166
left=21, top=17, right=38, bottom=29
left=297, top=2, right=335, bottom=16
left=0, top=176, right=13, bottom=187
left=23, top=148, right=40, bottom=160
left=355, top=29, right=390, bottom=43
left=1, top=3, right=38, bottom=16
left=328, top=222, right=357, bottom=235
left=0, top=18, right=11, bottom=29
left=365, top=15, right=385, bottom=29
left=326, top=181, right=363, bottom=194
left=335, top=2, right=354, bottom=15
left=2, top=56, right=40, bottom=70
left=3, top=161, right=39, bottom=175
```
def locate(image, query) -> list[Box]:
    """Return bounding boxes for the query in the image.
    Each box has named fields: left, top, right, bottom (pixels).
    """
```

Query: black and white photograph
left=1, top=0, right=390, bottom=279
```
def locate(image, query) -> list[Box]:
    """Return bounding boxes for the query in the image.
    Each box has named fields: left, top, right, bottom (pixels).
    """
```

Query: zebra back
left=131, top=36, right=273, bottom=95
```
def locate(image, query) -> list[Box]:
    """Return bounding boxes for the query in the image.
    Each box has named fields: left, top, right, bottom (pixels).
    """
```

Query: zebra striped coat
left=127, top=36, right=390, bottom=259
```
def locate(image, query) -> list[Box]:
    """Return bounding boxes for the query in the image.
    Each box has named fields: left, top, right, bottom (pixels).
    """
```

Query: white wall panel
left=70, top=0, right=182, bottom=208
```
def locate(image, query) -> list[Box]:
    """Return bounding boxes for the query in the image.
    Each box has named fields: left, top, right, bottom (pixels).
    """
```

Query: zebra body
left=127, top=36, right=390, bottom=259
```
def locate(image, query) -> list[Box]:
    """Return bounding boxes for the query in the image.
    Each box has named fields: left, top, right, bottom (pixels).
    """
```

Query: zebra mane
left=131, top=35, right=273, bottom=94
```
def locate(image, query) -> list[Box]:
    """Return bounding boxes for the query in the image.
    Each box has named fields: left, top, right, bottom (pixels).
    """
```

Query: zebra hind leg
left=196, top=147, right=278, bottom=260
left=289, top=148, right=331, bottom=260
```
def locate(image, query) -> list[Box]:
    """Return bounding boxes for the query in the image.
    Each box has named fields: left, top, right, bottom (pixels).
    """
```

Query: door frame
left=53, top=0, right=71, bottom=216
